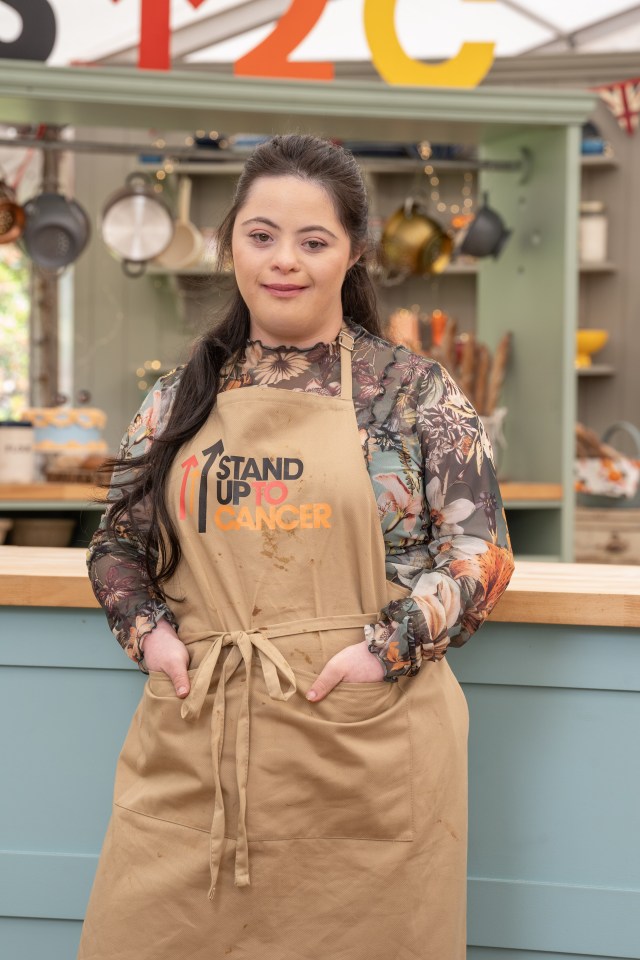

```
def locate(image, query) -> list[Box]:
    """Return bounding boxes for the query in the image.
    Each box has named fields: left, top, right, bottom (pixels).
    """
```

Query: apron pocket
left=246, top=669, right=415, bottom=842
left=114, top=669, right=216, bottom=833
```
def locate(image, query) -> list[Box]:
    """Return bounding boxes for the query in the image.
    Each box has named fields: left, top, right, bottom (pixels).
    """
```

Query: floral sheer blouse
left=87, top=320, right=515, bottom=680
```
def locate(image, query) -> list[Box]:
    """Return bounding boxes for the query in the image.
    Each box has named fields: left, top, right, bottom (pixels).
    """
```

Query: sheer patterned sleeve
left=366, top=361, right=515, bottom=681
left=86, top=370, right=182, bottom=665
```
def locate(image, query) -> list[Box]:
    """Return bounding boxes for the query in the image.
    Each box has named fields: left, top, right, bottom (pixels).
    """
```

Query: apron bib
left=79, top=331, right=470, bottom=960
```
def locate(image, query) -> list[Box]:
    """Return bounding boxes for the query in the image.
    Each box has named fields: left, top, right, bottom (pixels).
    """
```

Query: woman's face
left=231, top=175, right=360, bottom=348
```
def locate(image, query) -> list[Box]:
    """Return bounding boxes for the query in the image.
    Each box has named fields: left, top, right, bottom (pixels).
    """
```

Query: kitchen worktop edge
left=0, top=548, right=638, bottom=627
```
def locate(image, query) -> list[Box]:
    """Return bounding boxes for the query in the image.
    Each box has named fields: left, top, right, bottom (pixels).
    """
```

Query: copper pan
left=0, top=179, right=26, bottom=245
left=381, top=197, right=453, bottom=276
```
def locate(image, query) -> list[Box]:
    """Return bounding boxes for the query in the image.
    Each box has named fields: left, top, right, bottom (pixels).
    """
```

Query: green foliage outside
left=0, top=245, right=30, bottom=421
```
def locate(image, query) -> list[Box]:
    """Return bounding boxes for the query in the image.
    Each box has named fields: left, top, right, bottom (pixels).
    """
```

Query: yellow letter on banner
left=364, top=0, right=496, bottom=88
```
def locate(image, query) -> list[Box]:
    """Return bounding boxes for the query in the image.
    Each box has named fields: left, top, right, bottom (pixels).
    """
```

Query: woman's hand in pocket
left=141, top=619, right=191, bottom=698
left=306, top=639, right=385, bottom=702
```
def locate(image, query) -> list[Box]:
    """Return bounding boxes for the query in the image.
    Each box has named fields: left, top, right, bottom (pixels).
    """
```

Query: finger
left=169, top=668, right=190, bottom=698
left=306, top=665, right=342, bottom=703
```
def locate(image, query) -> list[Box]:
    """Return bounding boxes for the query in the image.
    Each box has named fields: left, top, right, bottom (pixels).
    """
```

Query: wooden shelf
left=579, top=261, right=617, bottom=273
left=150, top=260, right=613, bottom=279
left=140, top=152, right=619, bottom=180
left=138, top=161, right=245, bottom=176
left=0, top=483, right=562, bottom=509
left=580, top=154, right=618, bottom=169
left=442, top=261, right=478, bottom=274
left=504, top=500, right=563, bottom=510
left=356, top=157, right=477, bottom=174
left=149, top=263, right=478, bottom=279
left=577, top=364, right=615, bottom=377
left=138, top=157, right=481, bottom=178
left=147, top=265, right=230, bottom=276
left=0, top=483, right=107, bottom=503
left=500, top=482, right=563, bottom=504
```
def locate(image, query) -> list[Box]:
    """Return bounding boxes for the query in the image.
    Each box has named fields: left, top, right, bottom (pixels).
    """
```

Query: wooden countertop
left=0, top=547, right=638, bottom=627
left=0, top=546, right=98, bottom=608
left=490, top=560, right=640, bottom=628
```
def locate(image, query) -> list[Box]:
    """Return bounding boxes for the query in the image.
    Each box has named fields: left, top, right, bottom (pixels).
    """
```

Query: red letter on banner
left=111, top=0, right=208, bottom=71
left=139, top=0, right=170, bottom=70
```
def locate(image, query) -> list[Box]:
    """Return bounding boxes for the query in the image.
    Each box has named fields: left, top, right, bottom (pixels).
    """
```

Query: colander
left=21, top=191, right=91, bottom=271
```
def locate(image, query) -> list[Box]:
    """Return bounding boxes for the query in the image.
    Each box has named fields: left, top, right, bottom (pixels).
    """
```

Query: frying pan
left=0, top=179, right=26, bottom=245
left=101, top=173, right=174, bottom=277
left=154, top=176, right=204, bottom=270
left=21, top=192, right=91, bottom=271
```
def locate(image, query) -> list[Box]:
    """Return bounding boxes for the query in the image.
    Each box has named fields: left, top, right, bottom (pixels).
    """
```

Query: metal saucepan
left=154, top=176, right=204, bottom=270
left=0, top=179, right=26, bottom=245
left=21, top=191, right=91, bottom=271
left=101, top=173, right=174, bottom=277
left=381, top=197, right=453, bottom=276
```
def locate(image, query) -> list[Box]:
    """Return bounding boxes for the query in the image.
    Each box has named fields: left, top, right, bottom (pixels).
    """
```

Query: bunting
left=591, top=76, right=640, bottom=136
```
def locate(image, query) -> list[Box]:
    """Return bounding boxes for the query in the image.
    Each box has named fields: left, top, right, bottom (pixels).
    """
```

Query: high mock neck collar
left=245, top=319, right=360, bottom=355
left=244, top=336, right=339, bottom=355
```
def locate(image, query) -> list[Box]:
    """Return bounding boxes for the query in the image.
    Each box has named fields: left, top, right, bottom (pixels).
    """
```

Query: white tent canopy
left=3, top=0, right=639, bottom=69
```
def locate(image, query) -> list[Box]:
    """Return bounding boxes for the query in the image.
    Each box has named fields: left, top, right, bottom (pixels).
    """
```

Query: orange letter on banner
left=364, top=0, right=495, bottom=88
left=235, top=0, right=333, bottom=81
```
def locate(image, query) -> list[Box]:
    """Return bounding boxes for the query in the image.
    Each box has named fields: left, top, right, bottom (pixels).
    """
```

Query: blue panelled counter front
left=1, top=546, right=639, bottom=960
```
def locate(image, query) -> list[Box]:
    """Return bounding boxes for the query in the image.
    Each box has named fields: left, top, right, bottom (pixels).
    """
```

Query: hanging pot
left=0, top=179, right=26, bottom=245
left=21, top=192, right=91, bottom=271
left=154, top=176, right=204, bottom=270
left=459, top=192, right=512, bottom=259
left=381, top=197, right=453, bottom=276
left=101, top=173, right=174, bottom=277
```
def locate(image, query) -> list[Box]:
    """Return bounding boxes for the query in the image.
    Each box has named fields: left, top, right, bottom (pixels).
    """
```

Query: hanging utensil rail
left=0, top=135, right=531, bottom=175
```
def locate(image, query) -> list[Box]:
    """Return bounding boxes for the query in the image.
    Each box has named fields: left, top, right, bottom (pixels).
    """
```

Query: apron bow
left=180, top=630, right=296, bottom=899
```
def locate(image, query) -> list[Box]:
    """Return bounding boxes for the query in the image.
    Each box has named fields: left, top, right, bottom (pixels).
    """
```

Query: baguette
left=440, top=315, right=458, bottom=377
left=486, top=332, right=512, bottom=414
left=575, top=421, right=621, bottom=459
left=459, top=332, right=476, bottom=400
left=474, top=342, right=491, bottom=415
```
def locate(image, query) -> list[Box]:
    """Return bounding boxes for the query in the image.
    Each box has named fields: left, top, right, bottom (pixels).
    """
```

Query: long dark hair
left=101, top=133, right=382, bottom=594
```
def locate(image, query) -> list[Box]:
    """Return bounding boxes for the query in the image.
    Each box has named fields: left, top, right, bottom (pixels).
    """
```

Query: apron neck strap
left=338, top=328, right=355, bottom=402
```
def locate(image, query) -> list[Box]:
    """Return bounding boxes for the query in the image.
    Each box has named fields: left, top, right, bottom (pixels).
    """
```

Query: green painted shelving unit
left=0, top=63, right=595, bottom=565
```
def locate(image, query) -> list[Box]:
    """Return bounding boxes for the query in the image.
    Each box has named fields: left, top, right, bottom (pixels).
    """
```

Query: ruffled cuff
left=366, top=595, right=451, bottom=681
left=115, top=600, right=180, bottom=673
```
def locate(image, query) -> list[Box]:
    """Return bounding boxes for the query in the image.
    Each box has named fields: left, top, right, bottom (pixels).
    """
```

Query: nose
left=269, top=240, right=300, bottom=273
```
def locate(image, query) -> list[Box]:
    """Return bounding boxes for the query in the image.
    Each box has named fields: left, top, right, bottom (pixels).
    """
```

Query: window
left=0, top=244, right=30, bottom=420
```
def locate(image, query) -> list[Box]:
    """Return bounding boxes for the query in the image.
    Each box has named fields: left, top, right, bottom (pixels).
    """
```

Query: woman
left=79, top=134, right=514, bottom=960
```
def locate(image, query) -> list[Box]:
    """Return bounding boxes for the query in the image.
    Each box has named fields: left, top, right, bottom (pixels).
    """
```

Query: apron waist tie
left=179, top=613, right=378, bottom=899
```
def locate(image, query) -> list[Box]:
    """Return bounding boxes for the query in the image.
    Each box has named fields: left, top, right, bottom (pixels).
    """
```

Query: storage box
left=9, top=518, right=76, bottom=548
left=0, top=518, right=13, bottom=544
left=574, top=507, right=640, bottom=565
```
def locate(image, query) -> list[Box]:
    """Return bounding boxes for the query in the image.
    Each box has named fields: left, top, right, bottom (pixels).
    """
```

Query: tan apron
left=79, top=330, right=469, bottom=960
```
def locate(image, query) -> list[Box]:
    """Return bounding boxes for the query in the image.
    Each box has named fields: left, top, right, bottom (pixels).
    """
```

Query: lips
left=262, top=283, right=309, bottom=298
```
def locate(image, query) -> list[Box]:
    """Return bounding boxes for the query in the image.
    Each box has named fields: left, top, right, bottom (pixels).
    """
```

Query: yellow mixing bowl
left=576, top=329, right=608, bottom=368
